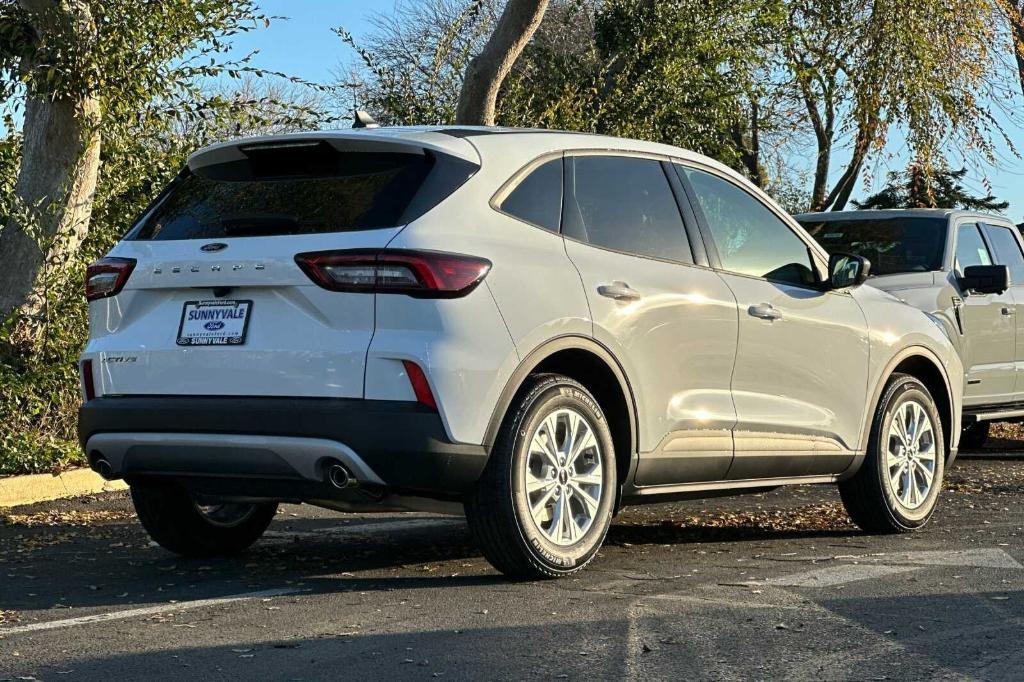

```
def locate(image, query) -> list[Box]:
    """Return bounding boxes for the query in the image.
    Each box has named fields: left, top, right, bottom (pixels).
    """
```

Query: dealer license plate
left=176, top=300, right=253, bottom=346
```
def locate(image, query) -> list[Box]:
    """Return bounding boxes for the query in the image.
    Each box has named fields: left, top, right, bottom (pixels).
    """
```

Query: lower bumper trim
left=84, top=433, right=387, bottom=486
left=78, top=396, right=489, bottom=498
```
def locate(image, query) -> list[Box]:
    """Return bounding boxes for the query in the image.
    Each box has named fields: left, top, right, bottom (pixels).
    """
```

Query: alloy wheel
left=523, top=407, right=604, bottom=546
left=885, top=399, right=938, bottom=510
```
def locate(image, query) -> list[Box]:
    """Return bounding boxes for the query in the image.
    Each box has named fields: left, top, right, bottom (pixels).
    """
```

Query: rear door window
left=498, top=157, right=562, bottom=232
left=564, top=155, right=692, bottom=263
left=128, top=142, right=476, bottom=240
left=955, top=224, right=993, bottom=273
left=981, top=224, right=1024, bottom=284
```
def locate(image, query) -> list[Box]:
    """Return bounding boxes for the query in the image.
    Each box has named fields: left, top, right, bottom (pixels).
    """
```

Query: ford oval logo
left=201, top=243, right=228, bottom=253
left=204, top=321, right=225, bottom=331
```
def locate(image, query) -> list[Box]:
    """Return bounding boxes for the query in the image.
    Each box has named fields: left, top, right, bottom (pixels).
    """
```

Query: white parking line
left=765, top=564, right=921, bottom=587
left=885, top=548, right=1023, bottom=569
left=0, top=587, right=298, bottom=637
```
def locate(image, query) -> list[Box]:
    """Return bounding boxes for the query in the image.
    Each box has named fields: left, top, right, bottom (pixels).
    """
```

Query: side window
left=954, top=224, right=992, bottom=273
left=565, top=155, right=692, bottom=263
left=981, top=224, right=1024, bottom=284
left=498, top=158, right=563, bottom=232
left=682, top=166, right=816, bottom=286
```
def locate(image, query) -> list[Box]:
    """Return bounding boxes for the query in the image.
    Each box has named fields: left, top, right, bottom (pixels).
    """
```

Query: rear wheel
left=839, top=374, right=945, bottom=533
left=465, top=374, right=617, bottom=579
left=960, top=420, right=990, bottom=451
left=131, top=481, right=277, bottom=557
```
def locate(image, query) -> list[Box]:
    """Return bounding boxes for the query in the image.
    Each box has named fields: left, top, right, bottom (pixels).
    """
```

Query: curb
left=0, top=468, right=127, bottom=508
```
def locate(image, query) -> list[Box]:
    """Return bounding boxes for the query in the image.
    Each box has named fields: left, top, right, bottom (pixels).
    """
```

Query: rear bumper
left=77, top=396, right=489, bottom=499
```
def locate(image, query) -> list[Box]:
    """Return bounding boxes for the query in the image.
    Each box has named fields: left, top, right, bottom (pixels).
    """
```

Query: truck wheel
left=131, top=481, right=277, bottom=557
left=840, top=374, right=945, bottom=533
left=960, top=420, right=990, bottom=451
left=465, top=374, right=617, bottom=579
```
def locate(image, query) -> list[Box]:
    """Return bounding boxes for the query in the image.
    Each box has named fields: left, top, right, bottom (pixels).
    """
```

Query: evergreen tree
left=854, top=164, right=1009, bottom=211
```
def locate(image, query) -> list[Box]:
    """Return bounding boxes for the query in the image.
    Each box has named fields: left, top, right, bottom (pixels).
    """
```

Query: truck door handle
left=1002, top=307, right=1014, bottom=317
left=598, top=281, right=641, bottom=302
left=748, top=303, right=782, bottom=321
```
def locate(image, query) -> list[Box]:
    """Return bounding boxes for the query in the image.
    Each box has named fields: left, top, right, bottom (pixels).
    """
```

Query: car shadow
left=2, top=507, right=863, bottom=615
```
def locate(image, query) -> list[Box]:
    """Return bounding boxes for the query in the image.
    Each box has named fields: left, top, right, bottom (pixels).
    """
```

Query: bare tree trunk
left=730, top=99, right=764, bottom=187
left=455, top=0, right=549, bottom=125
left=0, top=0, right=101, bottom=322
left=1015, top=3, right=1024, bottom=97
left=823, top=119, right=875, bottom=212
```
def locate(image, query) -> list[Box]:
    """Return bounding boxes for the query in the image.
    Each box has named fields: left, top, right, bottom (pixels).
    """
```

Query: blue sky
left=164, top=2, right=1024, bottom=221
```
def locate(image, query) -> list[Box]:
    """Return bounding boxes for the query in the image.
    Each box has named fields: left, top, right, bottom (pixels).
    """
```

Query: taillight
left=85, top=257, right=136, bottom=301
left=402, top=360, right=437, bottom=410
left=80, top=359, right=96, bottom=401
left=295, top=249, right=491, bottom=298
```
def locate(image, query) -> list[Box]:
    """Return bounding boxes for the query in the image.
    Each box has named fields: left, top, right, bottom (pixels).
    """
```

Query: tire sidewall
left=508, top=381, right=616, bottom=572
left=873, top=380, right=945, bottom=528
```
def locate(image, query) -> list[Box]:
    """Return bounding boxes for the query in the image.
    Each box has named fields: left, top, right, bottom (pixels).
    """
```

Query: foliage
left=340, top=0, right=787, bottom=182
left=853, top=165, right=1010, bottom=211
left=782, top=0, right=1023, bottom=211
left=337, top=0, right=494, bottom=125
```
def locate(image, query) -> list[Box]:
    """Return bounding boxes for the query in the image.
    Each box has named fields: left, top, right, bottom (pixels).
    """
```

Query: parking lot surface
left=2, top=452, right=1022, bottom=681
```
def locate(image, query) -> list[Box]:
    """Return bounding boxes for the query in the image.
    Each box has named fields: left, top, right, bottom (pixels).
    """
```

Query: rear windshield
left=799, top=217, right=947, bottom=275
left=128, top=142, right=476, bottom=240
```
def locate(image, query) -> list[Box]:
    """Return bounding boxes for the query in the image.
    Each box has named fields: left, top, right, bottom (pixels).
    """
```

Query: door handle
left=597, top=281, right=641, bottom=302
left=1002, top=307, right=1014, bottom=317
left=748, top=303, right=782, bottom=321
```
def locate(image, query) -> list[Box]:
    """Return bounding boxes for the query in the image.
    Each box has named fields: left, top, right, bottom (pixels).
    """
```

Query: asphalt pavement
left=1, top=452, right=1022, bottom=681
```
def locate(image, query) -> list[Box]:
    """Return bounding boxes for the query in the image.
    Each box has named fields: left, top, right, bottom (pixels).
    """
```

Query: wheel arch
left=484, top=336, right=639, bottom=490
left=848, top=346, right=958, bottom=477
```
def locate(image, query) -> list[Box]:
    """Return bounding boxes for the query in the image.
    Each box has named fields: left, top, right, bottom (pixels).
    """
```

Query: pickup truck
left=796, top=209, right=1022, bottom=449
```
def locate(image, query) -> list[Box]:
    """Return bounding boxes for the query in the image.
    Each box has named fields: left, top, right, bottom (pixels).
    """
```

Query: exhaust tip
left=327, top=464, right=353, bottom=490
left=94, top=458, right=114, bottom=480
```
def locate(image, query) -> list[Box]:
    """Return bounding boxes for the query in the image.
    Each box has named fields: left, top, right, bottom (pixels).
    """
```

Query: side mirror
left=828, top=252, right=871, bottom=290
left=960, top=264, right=1009, bottom=295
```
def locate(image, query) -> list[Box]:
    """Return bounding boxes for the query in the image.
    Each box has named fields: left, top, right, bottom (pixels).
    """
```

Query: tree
left=0, top=1, right=289, bottom=326
left=1012, top=2, right=1024, bottom=96
left=853, top=165, right=1010, bottom=211
left=783, top=0, right=1021, bottom=212
left=455, top=0, right=548, bottom=124
left=342, top=0, right=788, bottom=182
left=336, top=0, right=496, bottom=125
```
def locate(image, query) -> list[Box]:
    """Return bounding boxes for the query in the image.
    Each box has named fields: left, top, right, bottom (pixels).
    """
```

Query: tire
left=465, top=374, right=617, bottom=579
left=960, top=420, right=990, bottom=451
left=839, top=373, right=945, bottom=533
left=131, top=480, right=278, bottom=557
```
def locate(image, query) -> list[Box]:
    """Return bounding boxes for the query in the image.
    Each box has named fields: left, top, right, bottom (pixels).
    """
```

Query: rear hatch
left=87, top=133, right=478, bottom=399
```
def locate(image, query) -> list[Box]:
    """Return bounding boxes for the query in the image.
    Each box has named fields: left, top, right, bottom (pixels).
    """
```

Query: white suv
left=79, top=127, right=963, bottom=578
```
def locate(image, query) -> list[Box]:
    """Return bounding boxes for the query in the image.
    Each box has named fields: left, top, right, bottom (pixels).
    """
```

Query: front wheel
left=839, top=373, right=945, bottom=533
left=131, top=481, right=278, bottom=557
left=465, top=374, right=617, bottom=579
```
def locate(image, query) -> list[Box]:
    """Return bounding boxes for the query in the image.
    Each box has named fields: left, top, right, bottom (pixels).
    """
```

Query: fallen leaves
left=611, top=503, right=855, bottom=546
left=1, top=509, right=134, bottom=528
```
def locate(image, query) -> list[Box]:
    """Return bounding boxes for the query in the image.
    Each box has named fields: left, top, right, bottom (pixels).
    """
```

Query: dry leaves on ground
left=1, top=509, right=134, bottom=528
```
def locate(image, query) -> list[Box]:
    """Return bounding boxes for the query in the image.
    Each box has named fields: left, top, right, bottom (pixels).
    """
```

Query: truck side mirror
left=960, top=265, right=1009, bottom=295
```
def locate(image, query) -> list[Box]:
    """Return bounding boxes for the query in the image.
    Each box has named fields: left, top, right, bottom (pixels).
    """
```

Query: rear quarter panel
left=375, top=137, right=593, bottom=445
